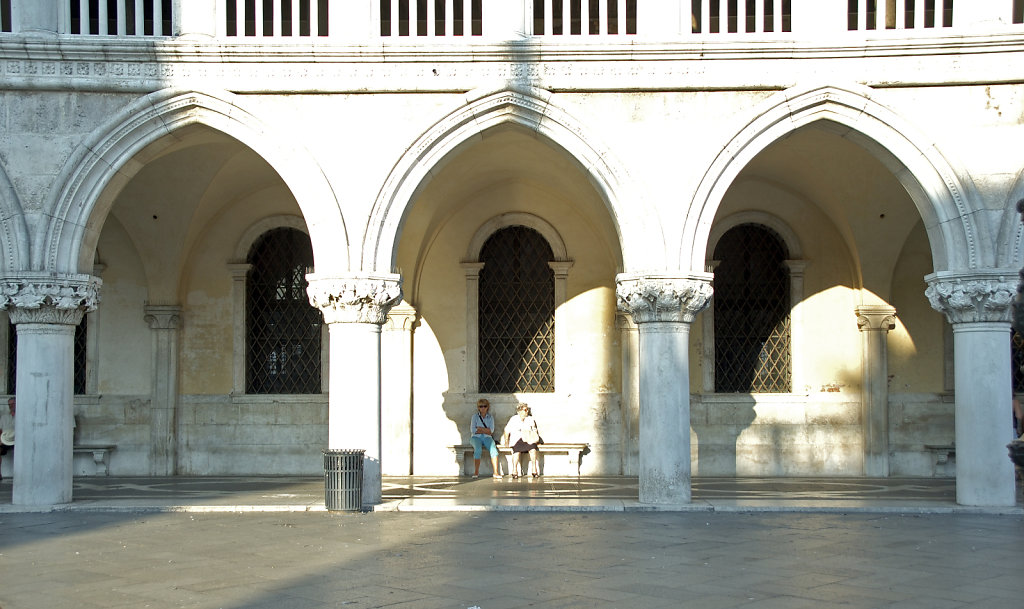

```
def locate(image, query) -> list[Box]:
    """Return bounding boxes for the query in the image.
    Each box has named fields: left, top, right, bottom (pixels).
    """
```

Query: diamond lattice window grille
left=246, top=228, right=322, bottom=394
left=713, top=223, right=792, bottom=393
left=478, top=226, right=555, bottom=393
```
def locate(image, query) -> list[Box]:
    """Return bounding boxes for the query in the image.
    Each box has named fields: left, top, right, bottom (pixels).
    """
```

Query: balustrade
left=0, top=1, right=1019, bottom=40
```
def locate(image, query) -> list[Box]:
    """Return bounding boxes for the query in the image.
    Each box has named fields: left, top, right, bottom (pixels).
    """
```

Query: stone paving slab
left=0, top=476, right=1021, bottom=515
left=0, top=510, right=1021, bottom=609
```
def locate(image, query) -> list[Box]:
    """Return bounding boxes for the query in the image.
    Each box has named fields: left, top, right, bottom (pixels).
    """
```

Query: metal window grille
left=713, top=224, right=792, bottom=393
left=246, top=228, right=322, bottom=394
left=6, top=318, right=88, bottom=394
left=478, top=226, right=555, bottom=393
left=1013, top=330, right=1024, bottom=393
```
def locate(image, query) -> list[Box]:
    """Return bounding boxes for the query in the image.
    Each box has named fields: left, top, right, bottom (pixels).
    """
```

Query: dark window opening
left=713, top=224, right=792, bottom=393
left=478, top=226, right=555, bottom=394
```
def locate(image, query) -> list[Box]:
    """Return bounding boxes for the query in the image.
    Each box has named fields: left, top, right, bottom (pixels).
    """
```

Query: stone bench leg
left=567, top=449, right=581, bottom=476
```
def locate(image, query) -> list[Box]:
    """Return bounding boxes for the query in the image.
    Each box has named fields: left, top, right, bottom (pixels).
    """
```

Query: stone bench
left=924, top=443, right=955, bottom=476
left=73, top=444, right=116, bottom=476
left=449, top=442, right=589, bottom=476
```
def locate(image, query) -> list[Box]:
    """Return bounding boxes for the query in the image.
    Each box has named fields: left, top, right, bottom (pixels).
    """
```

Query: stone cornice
left=616, top=273, right=713, bottom=324
left=306, top=273, right=403, bottom=325
left=0, top=273, right=102, bottom=325
left=925, top=271, right=1016, bottom=325
left=1, top=34, right=1023, bottom=93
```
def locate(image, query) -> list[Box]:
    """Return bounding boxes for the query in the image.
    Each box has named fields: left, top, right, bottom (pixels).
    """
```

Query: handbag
left=524, top=425, right=542, bottom=445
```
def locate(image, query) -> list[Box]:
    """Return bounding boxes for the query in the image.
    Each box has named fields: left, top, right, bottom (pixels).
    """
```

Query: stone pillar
left=382, top=303, right=417, bottom=475
left=616, top=311, right=639, bottom=475
left=0, top=273, right=101, bottom=505
left=855, top=304, right=897, bottom=477
left=616, top=273, right=713, bottom=504
left=307, top=273, right=402, bottom=506
left=174, top=0, right=218, bottom=37
left=16, top=0, right=60, bottom=34
left=143, top=305, right=182, bottom=476
left=926, top=271, right=1016, bottom=506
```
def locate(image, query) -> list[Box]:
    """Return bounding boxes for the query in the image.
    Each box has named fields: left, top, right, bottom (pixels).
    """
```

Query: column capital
left=0, top=272, right=102, bottom=325
left=925, top=271, right=1016, bottom=324
left=615, top=273, right=714, bottom=324
left=385, top=303, right=419, bottom=331
left=144, top=305, right=183, bottom=330
left=306, top=273, right=403, bottom=325
left=855, top=305, right=897, bottom=332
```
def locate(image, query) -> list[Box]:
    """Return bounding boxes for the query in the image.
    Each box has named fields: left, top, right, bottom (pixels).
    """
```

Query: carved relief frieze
left=925, top=272, right=1015, bottom=324
left=0, top=273, right=102, bottom=326
left=306, top=274, right=403, bottom=325
left=616, top=274, right=713, bottom=324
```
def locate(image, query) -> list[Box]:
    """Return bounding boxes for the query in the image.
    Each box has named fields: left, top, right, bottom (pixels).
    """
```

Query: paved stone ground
left=1, top=510, right=1022, bottom=609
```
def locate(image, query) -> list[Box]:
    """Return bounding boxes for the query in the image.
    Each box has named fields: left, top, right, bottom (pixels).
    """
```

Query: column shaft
left=638, top=321, right=692, bottom=502
left=952, top=323, right=1015, bottom=505
left=144, top=306, right=182, bottom=476
left=328, top=322, right=384, bottom=503
left=13, top=323, right=76, bottom=504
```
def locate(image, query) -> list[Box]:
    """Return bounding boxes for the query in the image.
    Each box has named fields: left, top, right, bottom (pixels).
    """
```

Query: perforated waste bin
left=323, top=449, right=364, bottom=511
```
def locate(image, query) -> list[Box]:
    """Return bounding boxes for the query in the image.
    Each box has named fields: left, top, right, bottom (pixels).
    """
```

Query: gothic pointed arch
left=681, top=83, right=985, bottom=275
left=363, top=85, right=659, bottom=274
left=41, top=88, right=348, bottom=276
left=0, top=162, right=29, bottom=273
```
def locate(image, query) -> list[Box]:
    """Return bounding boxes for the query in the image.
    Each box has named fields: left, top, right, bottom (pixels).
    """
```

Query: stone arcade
left=0, top=1, right=1021, bottom=507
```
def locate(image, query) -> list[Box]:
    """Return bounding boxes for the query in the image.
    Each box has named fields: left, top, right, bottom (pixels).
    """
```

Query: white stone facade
left=0, top=1, right=1022, bottom=506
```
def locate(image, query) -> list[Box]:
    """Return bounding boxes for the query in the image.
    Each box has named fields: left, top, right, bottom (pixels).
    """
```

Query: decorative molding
left=306, top=273, right=403, bottom=325
left=615, top=273, right=713, bottom=324
left=925, top=271, right=1016, bottom=324
left=0, top=273, right=102, bottom=325
left=855, top=305, right=897, bottom=332
left=385, top=303, right=419, bottom=332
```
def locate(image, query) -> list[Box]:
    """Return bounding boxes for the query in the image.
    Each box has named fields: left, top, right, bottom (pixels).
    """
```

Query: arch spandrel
left=682, top=83, right=984, bottom=276
left=43, top=88, right=348, bottom=276
left=995, top=169, right=1024, bottom=271
left=364, top=86, right=662, bottom=275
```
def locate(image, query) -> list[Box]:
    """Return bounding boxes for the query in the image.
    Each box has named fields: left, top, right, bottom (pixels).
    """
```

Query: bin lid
left=323, top=448, right=366, bottom=455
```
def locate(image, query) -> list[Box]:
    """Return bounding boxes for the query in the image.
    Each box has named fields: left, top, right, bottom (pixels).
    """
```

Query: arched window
left=713, top=223, right=792, bottom=393
left=478, top=226, right=555, bottom=393
left=245, top=228, right=322, bottom=394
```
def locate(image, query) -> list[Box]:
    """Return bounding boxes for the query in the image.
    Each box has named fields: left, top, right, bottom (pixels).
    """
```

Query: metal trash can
left=323, top=449, right=365, bottom=511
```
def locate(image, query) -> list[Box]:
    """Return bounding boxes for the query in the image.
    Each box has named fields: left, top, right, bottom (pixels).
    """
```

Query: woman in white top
left=503, top=403, right=541, bottom=478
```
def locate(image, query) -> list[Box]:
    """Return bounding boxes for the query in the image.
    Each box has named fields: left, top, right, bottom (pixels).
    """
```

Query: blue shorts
left=470, top=435, right=499, bottom=459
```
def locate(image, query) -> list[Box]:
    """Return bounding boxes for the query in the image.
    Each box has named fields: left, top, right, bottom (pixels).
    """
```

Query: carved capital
left=615, top=273, right=713, bottom=324
left=0, top=273, right=102, bottom=325
left=856, top=305, right=897, bottom=332
left=925, top=271, right=1016, bottom=324
left=306, top=273, right=403, bottom=325
left=144, top=305, right=183, bottom=330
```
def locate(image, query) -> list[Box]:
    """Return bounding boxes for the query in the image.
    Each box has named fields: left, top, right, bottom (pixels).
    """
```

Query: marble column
left=0, top=273, right=101, bottom=505
left=382, top=303, right=418, bottom=475
left=855, top=304, right=897, bottom=477
left=616, top=273, right=713, bottom=504
left=926, top=271, right=1016, bottom=506
left=307, top=273, right=402, bottom=506
left=143, top=305, right=182, bottom=476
